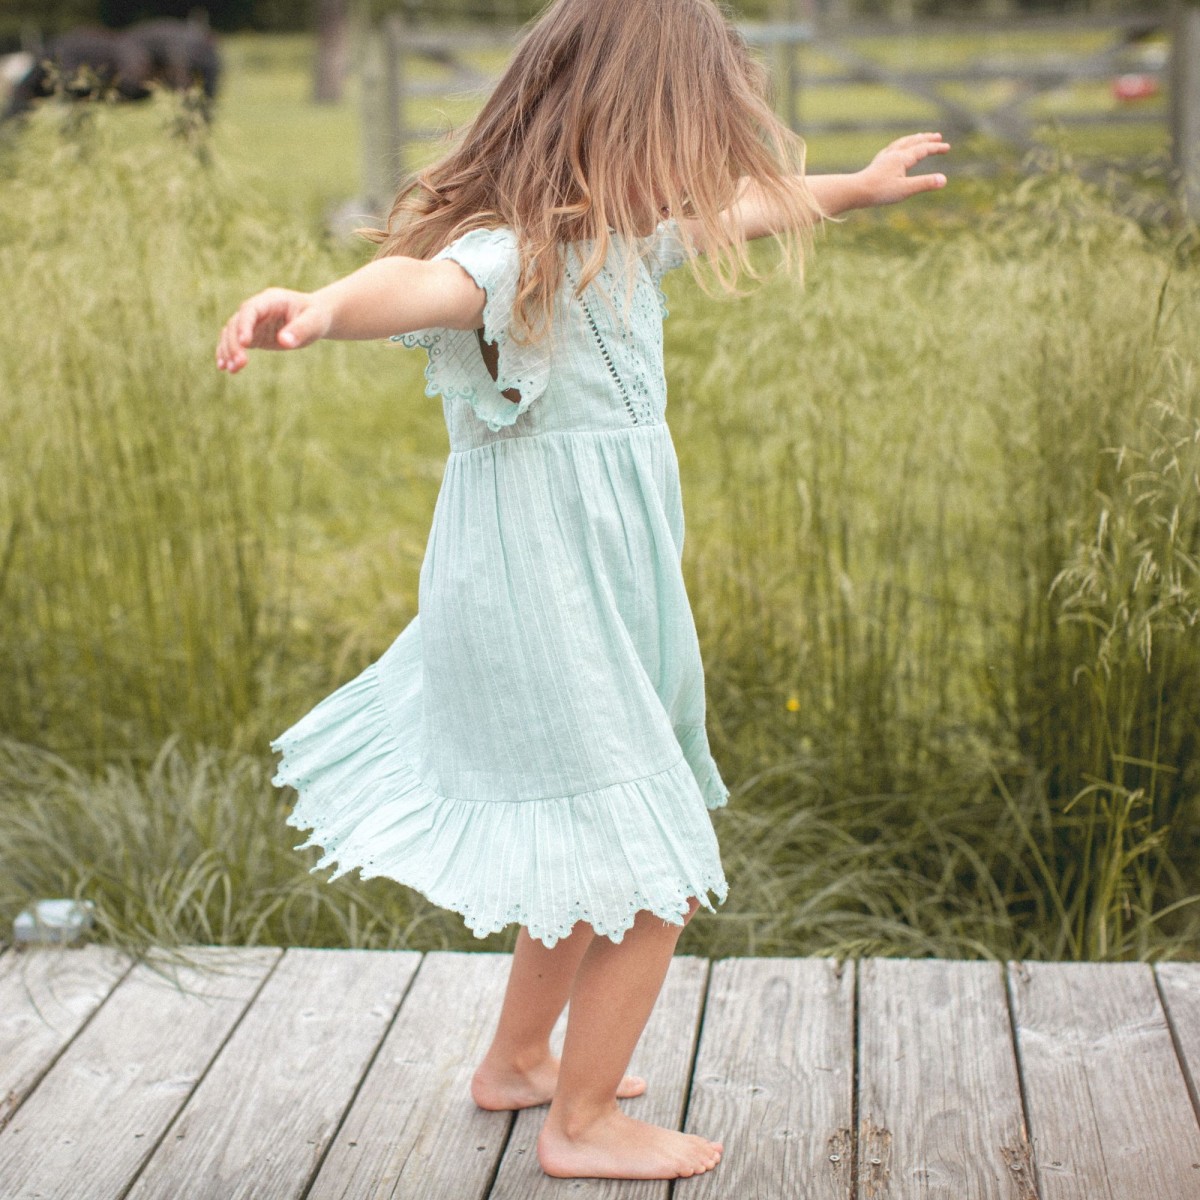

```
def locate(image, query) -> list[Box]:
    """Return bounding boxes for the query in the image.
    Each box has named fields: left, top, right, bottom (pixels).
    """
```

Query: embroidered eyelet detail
left=614, top=267, right=662, bottom=425
left=565, top=260, right=639, bottom=427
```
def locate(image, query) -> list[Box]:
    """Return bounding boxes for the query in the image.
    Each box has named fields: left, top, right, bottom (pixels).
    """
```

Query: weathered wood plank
left=1153, top=963, right=1200, bottom=1126
left=0, top=945, right=133, bottom=1132
left=125, top=946, right=420, bottom=1200
left=1008, top=960, right=1200, bottom=1200
left=680, top=956, right=855, bottom=1200
left=306, top=951, right=513, bottom=1200
left=857, top=958, right=1036, bottom=1200
left=0, top=945, right=279, bottom=1200
left=486, top=954, right=710, bottom=1200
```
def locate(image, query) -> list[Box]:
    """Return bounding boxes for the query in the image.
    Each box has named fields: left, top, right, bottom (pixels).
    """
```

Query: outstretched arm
left=678, top=132, right=951, bottom=250
left=216, top=255, right=487, bottom=374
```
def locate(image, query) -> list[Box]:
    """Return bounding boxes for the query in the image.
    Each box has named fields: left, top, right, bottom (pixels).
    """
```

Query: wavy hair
left=360, top=0, right=824, bottom=343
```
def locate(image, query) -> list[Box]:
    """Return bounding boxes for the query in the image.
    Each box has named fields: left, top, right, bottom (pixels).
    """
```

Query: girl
left=216, top=0, right=948, bottom=1181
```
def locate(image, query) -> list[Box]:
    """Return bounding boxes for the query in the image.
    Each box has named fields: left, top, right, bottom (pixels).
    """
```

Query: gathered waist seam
left=449, top=422, right=669, bottom=457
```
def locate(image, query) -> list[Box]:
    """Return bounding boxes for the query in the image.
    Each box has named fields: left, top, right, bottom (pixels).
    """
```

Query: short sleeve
left=639, top=218, right=695, bottom=318
left=390, top=227, right=551, bottom=433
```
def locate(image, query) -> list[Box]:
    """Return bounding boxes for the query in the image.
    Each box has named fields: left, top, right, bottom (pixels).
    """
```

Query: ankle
left=545, top=1097, right=620, bottom=1139
left=479, top=1043, right=552, bottom=1075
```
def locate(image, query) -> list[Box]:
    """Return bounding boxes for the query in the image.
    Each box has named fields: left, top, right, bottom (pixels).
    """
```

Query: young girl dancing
left=216, top=0, right=948, bottom=1181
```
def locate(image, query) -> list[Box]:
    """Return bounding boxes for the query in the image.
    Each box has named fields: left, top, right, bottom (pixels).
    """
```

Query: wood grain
left=127, top=946, right=419, bottom=1200
left=1153, top=963, right=1200, bottom=1129
left=1008, top=960, right=1200, bottom=1200
left=0, top=944, right=134, bottom=1132
left=306, top=950, right=513, bottom=1200
left=6, top=946, right=1200, bottom=1199
left=857, top=957, right=1035, bottom=1200
left=679, top=956, right=855, bottom=1200
left=0, top=945, right=279, bottom=1200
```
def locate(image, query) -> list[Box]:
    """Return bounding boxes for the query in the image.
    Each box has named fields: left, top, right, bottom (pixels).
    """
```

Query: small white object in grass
left=13, top=899, right=96, bottom=945
left=0, top=53, right=33, bottom=90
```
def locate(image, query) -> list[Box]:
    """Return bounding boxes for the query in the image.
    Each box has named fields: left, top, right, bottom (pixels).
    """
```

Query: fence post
left=773, top=0, right=804, bottom=133
left=358, top=11, right=408, bottom=217
left=314, top=0, right=351, bottom=103
left=359, top=18, right=386, bottom=215
left=1172, top=1, right=1200, bottom=216
left=382, top=14, right=407, bottom=186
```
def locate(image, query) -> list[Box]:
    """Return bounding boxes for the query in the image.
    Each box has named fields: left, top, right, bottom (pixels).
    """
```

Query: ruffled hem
left=270, top=660, right=730, bottom=949
left=676, top=723, right=731, bottom=811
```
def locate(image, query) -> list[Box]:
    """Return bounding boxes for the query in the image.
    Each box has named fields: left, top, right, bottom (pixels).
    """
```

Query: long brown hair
left=361, top=0, right=823, bottom=344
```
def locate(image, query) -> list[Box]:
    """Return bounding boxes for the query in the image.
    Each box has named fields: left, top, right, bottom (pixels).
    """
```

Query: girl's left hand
left=856, top=133, right=951, bottom=207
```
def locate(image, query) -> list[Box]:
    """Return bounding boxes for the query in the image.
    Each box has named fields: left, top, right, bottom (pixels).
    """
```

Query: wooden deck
left=2, top=946, right=1200, bottom=1198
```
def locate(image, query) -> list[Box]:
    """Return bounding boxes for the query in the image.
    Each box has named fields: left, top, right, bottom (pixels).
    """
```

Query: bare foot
left=537, top=1107, right=723, bottom=1180
left=471, top=1054, right=646, bottom=1111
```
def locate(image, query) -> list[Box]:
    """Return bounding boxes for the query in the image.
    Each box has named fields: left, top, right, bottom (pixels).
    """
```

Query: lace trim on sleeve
left=390, top=227, right=551, bottom=433
left=639, top=217, right=695, bottom=319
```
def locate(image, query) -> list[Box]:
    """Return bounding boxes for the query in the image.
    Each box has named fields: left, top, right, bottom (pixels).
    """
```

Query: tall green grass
left=0, top=94, right=381, bottom=764
left=0, top=92, right=1197, bottom=962
left=670, top=165, right=1200, bottom=960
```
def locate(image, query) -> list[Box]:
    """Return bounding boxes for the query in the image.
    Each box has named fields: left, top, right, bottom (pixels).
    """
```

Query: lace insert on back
left=563, top=253, right=662, bottom=426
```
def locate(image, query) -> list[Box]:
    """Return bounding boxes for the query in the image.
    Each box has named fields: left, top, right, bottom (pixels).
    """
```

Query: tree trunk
left=314, top=0, right=350, bottom=104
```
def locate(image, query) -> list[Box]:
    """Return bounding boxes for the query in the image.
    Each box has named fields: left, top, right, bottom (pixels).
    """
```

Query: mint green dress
left=269, top=218, right=729, bottom=948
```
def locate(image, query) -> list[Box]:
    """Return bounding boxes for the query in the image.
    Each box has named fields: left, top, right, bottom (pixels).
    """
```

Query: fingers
left=912, top=171, right=947, bottom=192
left=891, top=134, right=950, bottom=197
left=911, top=138, right=950, bottom=189
left=217, top=309, right=253, bottom=373
left=902, top=139, right=951, bottom=169
left=894, top=131, right=947, bottom=148
left=914, top=141, right=951, bottom=162
left=216, top=294, right=261, bottom=373
left=277, top=307, right=323, bottom=350
left=216, top=315, right=240, bottom=373
left=216, top=289, right=291, bottom=374
left=894, top=168, right=947, bottom=198
left=237, top=298, right=263, bottom=348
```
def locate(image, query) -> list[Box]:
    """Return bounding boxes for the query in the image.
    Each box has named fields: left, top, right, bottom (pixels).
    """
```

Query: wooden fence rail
left=359, top=11, right=1199, bottom=215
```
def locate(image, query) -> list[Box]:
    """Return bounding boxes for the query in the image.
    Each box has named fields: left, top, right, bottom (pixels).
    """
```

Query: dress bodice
left=392, top=220, right=691, bottom=452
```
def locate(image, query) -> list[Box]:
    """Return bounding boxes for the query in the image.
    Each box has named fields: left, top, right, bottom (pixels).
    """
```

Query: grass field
left=0, top=31, right=1197, bottom=964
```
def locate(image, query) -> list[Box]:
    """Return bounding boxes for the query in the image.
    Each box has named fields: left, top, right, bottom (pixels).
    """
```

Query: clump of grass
left=668, top=161, right=1200, bottom=961
left=0, top=93, right=366, bottom=766
left=0, top=734, right=502, bottom=962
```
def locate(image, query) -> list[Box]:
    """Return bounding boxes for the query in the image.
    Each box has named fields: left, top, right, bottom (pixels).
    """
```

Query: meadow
left=0, top=32, right=1197, bottom=965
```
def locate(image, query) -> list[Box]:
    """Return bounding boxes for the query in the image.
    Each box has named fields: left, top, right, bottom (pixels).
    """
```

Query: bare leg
left=471, top=920, right=647, bottom=1110
left=537, top=899, right=723, bottom=1180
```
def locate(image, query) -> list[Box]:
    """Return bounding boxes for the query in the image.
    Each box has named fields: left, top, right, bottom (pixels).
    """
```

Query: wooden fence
left=359, top=10, right=1200, bottom=214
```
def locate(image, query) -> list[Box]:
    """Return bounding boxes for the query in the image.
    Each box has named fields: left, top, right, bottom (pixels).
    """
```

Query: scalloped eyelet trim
left=388, top=228, right=550, bottom=433
left=269, top=660, right=731, bottom=950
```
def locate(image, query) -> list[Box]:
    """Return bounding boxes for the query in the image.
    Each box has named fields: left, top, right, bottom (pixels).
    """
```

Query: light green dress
left=269, top=218, right=729, bottom=948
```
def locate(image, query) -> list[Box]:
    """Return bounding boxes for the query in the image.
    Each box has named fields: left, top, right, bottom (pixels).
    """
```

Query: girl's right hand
left=216, top=288, right=334, bottom=374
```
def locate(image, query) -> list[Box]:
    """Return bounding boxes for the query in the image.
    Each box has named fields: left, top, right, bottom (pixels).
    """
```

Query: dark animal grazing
left=5, top=28, right=152, bottom=115
left=2, top=19, right=221, bottom=122
left=125, top=19, right=221, bottom=101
